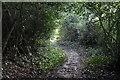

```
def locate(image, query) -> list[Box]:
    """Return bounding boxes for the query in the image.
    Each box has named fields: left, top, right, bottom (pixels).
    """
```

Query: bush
left=85, top=56, right=114, bottom=67
left=32, top=45, right=67, bottom=74
left=85, top=46, right=103, bottom=55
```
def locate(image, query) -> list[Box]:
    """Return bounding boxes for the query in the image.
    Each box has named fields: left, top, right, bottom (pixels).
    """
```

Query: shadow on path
left=49, top=41, right=85, bottom=78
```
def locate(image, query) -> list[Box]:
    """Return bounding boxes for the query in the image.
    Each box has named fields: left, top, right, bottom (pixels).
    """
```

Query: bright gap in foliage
left=50, top=27, right=61, bottom=43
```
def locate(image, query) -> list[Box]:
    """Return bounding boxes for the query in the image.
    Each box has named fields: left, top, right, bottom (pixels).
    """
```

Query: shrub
left=32, top=45, right=67, bottom=74
left=85, top=56, right=114, bottom=67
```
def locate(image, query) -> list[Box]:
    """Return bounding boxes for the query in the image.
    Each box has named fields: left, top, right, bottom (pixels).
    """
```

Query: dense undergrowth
left=2, top=2, right=120, bottom=79
left=80, top=46, right=119, bottom=79
left=84, top=46, right=116, bottom=68
left=85, top=55, right=115, bottom=68
left=32, top=45, right=67, bottom=74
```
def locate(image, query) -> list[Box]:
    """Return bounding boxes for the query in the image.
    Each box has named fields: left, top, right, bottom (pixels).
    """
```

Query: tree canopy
left=2, top=2, right=120, bottom=79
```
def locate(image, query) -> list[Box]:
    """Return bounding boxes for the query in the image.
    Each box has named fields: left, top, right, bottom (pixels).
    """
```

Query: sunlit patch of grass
left=32, top=46, right=67, bottom=74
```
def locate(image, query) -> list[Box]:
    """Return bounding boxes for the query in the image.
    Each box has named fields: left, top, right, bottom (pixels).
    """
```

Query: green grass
left=85, top=56, right=114, bottom=67
left=32, top=45, right=67, bottom=73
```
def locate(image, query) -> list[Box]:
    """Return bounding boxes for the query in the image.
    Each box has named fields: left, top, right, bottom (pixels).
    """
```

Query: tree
left=2, top=2, right=61, bottom=60
left=84, top=2, right=120, bottom=57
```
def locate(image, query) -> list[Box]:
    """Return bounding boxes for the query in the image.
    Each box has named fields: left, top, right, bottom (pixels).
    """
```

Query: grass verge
left=32, top=45, right=67, bottom=74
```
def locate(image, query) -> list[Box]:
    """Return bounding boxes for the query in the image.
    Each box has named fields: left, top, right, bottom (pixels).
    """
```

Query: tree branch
left=3, top=3, right=23, bottom=53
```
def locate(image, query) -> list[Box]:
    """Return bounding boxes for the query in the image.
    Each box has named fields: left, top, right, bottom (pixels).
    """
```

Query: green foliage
left=85, top=56, right=114, bottom=67
left=60, top=7, right=98, bottom=44
left=3, top=2, right=120, bottom=78
left=2, top=2, right=61, bottom=56
left=32, top=46, right=67, bottom=73
left=85, top=47, right=103, bottom=55
left=84, top=2, right=120, bottom=57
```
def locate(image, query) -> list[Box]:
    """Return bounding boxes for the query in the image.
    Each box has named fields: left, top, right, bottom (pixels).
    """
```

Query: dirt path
left=47, top=41, right=119, bottom=79
left=50, top=42, right=85, bottom=78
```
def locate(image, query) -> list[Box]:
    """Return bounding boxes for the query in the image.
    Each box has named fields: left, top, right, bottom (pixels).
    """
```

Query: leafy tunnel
left=2, top=2, right=120, bottom=79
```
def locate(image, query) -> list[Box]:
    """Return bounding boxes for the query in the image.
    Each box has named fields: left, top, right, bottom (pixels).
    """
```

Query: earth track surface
left=48, top=42, right=85, bottom=78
